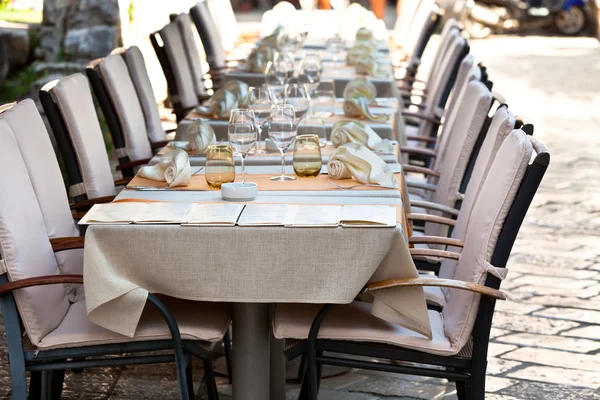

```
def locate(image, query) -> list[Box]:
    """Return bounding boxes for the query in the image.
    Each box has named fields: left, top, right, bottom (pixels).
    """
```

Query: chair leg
left=315, top=351, right=324, bottom=392
left=48, top=369, right=65, bottom=400
left=223, top=329, right=233, bottom=385
left=203, top=357, right=219, bottom=400
left=297, top=354, right=307, bottom=383
left=185, top=358, right=195, bottom=400
left=456, top=380, right=469, bottom=400
left=469, top=365, right=486, bottom=400
left=27, top=371, right=42, bottom=400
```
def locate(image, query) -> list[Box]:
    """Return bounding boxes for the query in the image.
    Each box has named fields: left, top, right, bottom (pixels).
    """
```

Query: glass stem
left=241, top=154, right=246, bottom=183
left=280, top=149, right=286, bottom=178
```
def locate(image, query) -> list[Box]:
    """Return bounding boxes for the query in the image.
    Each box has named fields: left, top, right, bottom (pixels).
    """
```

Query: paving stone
left=488, top=343, right=519, bottom=357
left=348, top=376, right=447, bottom=399
left=320, top=371, right=370, bottom=390
left=588, top=263, right=600, bottom=271
left=561, top=325, right=600, bottom=340
left=502, top=375, right=600, bottom=396
left=508, top=254, right=594, bottom=270
left=508, top=275, right=598, bottom=290
left=533, top=307, right=600, bottom=324
left=492, top=312, right=580, bottom=335
left=495, top=332, right=600, bottom=353
left=501, top=347, right=599, bottom=372
left=485, top=376, right=519, bottom=393
left=482, top=394, right=524, bottom=400
left=510, top=285, right=599, bottom=298
left=487, top=357, right=523, bottom=376
left=508, top=263, right=599, bottom=279
left=490, top=328, right=512, bottom=339
left=525, top=295, right=600, bottom=310
left=494, top=300, right=544, bottom=315
left=286, top=387, right=378, bottom=399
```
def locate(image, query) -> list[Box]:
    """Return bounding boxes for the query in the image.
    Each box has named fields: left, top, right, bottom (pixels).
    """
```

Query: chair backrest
left=95, top=54, right=154, bottom=162
left=206, top=0, right=238, bottom=52
left=442, top=129, right=541, bottom=351
left=119, top=46, right=167, bottom=143
left=175, top=13, right=208, bottom=100
left=151, top=21, right=198, bottom=118
left=442, top=54, right=479, bottom=132
left=422, top=19, right=460, bottom=93
left=439, top=105, right=516, bottom=282
left=0, top=118, right=70, bottom=345
left=404, top=2, right=441, bottom=68
left=424, top=81, right=492, bottom=237
left=0, top=99, right=84, bottom=282
left=190, top=1, right=227, bottom=70
left=392, top=0, right=424, bottom=48
left=41, top=74, right=117, bottom=201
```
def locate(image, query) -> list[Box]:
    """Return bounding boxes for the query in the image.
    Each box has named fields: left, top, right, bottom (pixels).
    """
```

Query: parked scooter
left=456, top=0, right=588, bottom=38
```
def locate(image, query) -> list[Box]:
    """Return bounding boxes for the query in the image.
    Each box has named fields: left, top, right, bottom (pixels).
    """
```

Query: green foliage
left=128, top=1, right=135, bottom=22
left=0, top=0, right=10, bottom=12
left=0, top=9, right=43, bottom=24
left=28, top=26, right=41, bottom=52
left=0, top=65, right=47, bottom=104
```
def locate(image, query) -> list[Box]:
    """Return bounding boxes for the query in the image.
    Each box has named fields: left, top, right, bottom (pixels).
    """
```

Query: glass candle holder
left=293, top=134, right=322, bottom=178
left=205, top=144, right=235, bottom=189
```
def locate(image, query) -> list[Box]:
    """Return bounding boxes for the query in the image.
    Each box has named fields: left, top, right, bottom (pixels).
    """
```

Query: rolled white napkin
left=194, top=89, right=238, bottom=119
left=328, top=143, right=397, bottom=187
left=172, top=119, right=217, bottom=154
left=138, top=148, right=192, bottom=188
left=331, top=120, right=395, bottom=153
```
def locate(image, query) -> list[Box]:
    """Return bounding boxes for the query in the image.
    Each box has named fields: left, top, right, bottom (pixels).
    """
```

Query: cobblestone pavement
left=0, top=35, right=598, bottom=399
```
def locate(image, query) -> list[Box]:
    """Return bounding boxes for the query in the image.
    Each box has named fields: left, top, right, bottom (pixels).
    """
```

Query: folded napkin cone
left=328, top=143, right=397, bottom=187
left=172, top=119, right=217, bottom=154
left=331, top=120, right=394, bottom=153
left=343, top=78, right=388, bottom=123
left=138, top=148, right=192, bottom=187
left=195, top=89, right=238, bottom=119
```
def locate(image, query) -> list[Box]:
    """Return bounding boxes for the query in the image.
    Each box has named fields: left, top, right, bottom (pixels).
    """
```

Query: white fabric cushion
left=191, top=2, right=227, bottom=69
left=99, top=55, right=153, bottom=161
left=122, top=46, right=166, bottom=143
left=176, top=13, right=206, bottom=98
left=1, top=100, right=83, bottom=280
left=0, top=120, right=70, bottom=344
left=51, top=74, right=117, bottom=200
left=442, top=55, right=478, bottom=138
left=273, top=301, right=454, bottom=356
left=207, top=0, right=238, bottom=52
left=160, top=22, right=198, bottom=109
left=38, top=297, right=231, bottom=350
left=442, top=130, right=532, bottom=349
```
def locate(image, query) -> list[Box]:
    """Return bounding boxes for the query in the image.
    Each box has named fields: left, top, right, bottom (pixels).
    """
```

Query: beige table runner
left=84, top=222, right=430, bottom=339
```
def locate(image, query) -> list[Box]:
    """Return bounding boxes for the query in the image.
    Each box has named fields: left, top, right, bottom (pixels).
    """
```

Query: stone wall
left=38, top=0, right=122, bottom=62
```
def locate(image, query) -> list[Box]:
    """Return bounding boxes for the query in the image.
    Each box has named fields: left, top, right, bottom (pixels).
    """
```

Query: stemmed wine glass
left=247, top=86, right=273, bottom=154
left=228, top=109, right=258, bottom=184
left=326, top=34, right=345, bottom=65
left=297, top=116, right=327, bottom=148
left=265, top=54, right=293, bottom=104
left=298, top=54, right=322, bottom=96
left=284, top=84, right=310, bottom=121
left=267, top=104, right=297, bottom=181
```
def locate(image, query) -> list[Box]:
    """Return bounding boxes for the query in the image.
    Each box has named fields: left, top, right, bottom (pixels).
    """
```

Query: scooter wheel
left=554, top=6, right=587, bottom=36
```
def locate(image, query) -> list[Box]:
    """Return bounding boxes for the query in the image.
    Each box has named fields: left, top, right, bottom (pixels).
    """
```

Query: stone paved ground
left=0, top=35, right=598, bottom=399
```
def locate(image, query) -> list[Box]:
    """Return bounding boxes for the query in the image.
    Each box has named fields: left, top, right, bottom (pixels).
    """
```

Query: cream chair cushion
left=404, top=2, right=437, bottom=67
left=273, top=302, right=454, bottom=356
left=0, top=120, right=70, bottom=344
left=122, top=46, right=167, bottom=143
left=191, top=2, right=227, bottom=69
left=160, top=22, right=198, bottom=110
left=51, top=74, right=117, bottom=200
left=99, top=55, right=153, bottom=161
left=442, top=130, right=532, bottom=349
left=38, top=297, right=231, bottom=350
left=1, top=100, right=83, bottom=281
left=176, top=13, right=207, bottom=99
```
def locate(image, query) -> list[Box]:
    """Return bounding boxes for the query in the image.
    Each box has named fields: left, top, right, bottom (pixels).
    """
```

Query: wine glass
left=326, top=34, right=345, bottom=65
left=247, top=86, right=273, bottom=154
left=267, top=104, right=297, bottom=181
left=284, top=84, right=310, bottom=121
left=310, top=80, right=336, bottom=118
left=228, top=109, right=258, bottom=184
left=277, top=29, right=302, bottom=54
left=297, top=116, right=327, bottom=148
left=298, top=55, right=321, bottom=96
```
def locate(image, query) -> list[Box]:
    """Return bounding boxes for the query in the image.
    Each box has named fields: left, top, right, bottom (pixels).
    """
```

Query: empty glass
left=277, top=30, right=302, bottom=54
left=268, top=104, right=297, bottom=181
left=298, top=54, right=322, bottom=96
left=310, top=80, right=336, bottom=118
left=293, top=135, right=322, bottom=178
left=228, top=109, right=258, bottom=183
left=297, top=117, right=327, bottom=148
left=284, top=84, right=310, bottom=121
left=265, top=54, right=293, bottom=103
left=326, top=34, right=345, bottom=65
left=247, top=86, right=273, bottom=154
left=205, top=144, right=235, bottom=189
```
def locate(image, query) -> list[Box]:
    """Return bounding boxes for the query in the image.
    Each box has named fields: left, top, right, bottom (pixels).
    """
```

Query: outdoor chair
left=0, top=104, right=233, bottom=400
left=189, top=1, right=229, bottom=73
left=40, top=75, right=122, bottom=213
left=111, top=45, right=176, bottom=145
left=391, top=0, right=424, bottom=50
left=274, top=129, right=549, bottom=400
left=86, top=55, right=169, bottom=175
left=150, top=20, right=210, bottom=122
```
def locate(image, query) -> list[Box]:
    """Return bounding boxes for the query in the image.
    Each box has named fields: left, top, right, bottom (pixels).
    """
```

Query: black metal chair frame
left=0, top=256, right=221, bottom=400
left=284, top=137, right=549, bottom=400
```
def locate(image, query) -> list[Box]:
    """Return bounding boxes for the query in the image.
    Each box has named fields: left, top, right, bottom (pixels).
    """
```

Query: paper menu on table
left=183, top=203, right=245, bottom=226
left=339, top=205, right=396, bottom=227
left=134, top=203, right=193, bottom=224
left=237, top=204, right=290, bottom=226
left=78, top=203, right=144, bottom=225
left=285, top=205, right=342, bottom=227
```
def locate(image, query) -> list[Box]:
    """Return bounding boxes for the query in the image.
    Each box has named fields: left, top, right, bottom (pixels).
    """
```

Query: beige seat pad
left=38, top=296, right=231, bottom=350
left=273, top=301, right=454, bottom=356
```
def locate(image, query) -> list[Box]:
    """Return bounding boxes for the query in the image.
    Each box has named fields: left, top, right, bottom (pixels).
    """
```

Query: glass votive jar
left=293, top=134, right=322, bottom=178
left=205, top=144, right=235, bottom=189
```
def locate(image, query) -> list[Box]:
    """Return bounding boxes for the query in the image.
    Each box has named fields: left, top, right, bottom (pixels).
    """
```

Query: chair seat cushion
left=273, top=301, right=454, bottom=356
left=418, top=272, right=446, bottom=308
left=38, top=296, right=231, bottom=350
